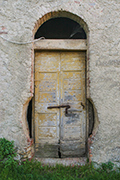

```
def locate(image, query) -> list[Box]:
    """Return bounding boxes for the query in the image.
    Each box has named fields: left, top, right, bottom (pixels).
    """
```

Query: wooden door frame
left=33, top=39, right=87, bottom=51
left=33, top=39, right=88, bottom=153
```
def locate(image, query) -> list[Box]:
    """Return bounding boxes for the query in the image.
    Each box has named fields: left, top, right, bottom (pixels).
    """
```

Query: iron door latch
left=47, top=105, right=71, bottom=115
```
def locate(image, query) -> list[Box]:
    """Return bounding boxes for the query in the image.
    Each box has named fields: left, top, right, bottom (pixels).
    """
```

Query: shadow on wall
left=88, top=100, right=94, bottom=136
left=27, top=99, right=32, bottom=138
left=88, top=98, right=99, bottom=136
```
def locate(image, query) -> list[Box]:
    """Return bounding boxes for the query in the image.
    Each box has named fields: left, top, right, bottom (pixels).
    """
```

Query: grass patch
left=0, top=160, right=120, bottom=180
left=0, top=138, right=120, bottom=180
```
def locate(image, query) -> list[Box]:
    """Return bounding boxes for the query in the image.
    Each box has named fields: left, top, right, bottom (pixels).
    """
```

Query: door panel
left=34, top=51, right=86, bottom=158
left=34, top=51, right=60, bottom=157
left=60, top=52, right=86, bottom=157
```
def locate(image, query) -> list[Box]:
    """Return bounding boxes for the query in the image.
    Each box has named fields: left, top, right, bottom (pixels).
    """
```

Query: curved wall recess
left=27, top=99, right=32, bottom=138
left=22, top=97, right=33, bottom=141
left=87, top=98, right=99, bottom=136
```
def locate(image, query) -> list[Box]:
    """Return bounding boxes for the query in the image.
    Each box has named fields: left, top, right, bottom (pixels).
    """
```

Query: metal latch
left=81, top=102, right=85, bottom=109
left=47, top=105, right=71, bottom=115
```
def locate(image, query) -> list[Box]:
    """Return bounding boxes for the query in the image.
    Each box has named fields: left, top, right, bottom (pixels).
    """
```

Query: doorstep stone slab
left=35, top=157, right=87, bottom=166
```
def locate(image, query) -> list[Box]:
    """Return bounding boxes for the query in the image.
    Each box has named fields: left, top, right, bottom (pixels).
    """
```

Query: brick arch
left=33, top=11, right=89, bottom=37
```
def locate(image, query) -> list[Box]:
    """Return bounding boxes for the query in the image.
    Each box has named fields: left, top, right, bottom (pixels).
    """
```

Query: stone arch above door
left=33, top=11, right=89, bottom=38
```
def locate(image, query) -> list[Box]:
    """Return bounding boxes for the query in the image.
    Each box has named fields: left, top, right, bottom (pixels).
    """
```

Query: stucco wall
left=0, top=0, right=120, bottom=165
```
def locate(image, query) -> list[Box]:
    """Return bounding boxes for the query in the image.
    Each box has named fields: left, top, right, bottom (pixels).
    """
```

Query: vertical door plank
left=60, top=51, right=86, bottom=157
left=34, top=51, right=60, bottom=157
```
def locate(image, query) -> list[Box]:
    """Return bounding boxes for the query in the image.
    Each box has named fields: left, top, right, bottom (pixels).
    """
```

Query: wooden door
left=34, top=50, right=86, bottom=158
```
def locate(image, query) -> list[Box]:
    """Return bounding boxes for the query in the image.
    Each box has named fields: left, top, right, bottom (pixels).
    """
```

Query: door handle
left=47, top=105, right=71, bottom=115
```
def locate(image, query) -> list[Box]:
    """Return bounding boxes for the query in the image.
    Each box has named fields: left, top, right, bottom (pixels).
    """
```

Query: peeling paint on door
left=34, top=51, right=86, bottom=157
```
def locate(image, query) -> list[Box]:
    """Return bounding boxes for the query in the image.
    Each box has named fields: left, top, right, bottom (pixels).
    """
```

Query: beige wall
left=0, top=0, right=120, bottom=165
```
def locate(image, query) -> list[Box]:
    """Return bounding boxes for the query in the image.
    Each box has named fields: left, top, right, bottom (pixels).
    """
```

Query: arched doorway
left=33, top=15, right=88, bottom=158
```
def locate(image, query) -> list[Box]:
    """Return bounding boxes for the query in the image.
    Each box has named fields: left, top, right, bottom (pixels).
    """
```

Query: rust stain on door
left=34, top=51, right=86, bottom=157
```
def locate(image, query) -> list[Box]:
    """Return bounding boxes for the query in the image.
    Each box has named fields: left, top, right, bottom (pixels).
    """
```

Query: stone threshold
left=35, top=157, right=87, bottom=166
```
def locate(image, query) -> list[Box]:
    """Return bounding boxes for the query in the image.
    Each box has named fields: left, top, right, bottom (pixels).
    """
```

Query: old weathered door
left=34, top=50, right=86, bottom=158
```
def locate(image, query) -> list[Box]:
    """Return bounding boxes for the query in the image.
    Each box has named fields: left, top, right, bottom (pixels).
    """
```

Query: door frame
left=33, top=39, right=87, bottom=51
left=33, top=39, right=88, bottom=155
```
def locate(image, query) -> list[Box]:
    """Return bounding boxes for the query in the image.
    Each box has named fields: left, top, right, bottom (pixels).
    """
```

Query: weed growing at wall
left=101, top=161, right=114, bottom=172
left=0, top=138, right=18, bottom=168
left=0, top=138, right=17, bottom=159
